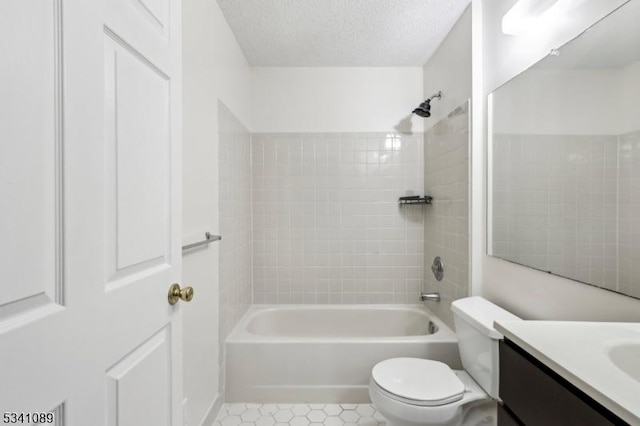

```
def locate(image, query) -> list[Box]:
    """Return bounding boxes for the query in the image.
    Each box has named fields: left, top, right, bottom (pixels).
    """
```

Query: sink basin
left=608, top=343, right=640, bottom=383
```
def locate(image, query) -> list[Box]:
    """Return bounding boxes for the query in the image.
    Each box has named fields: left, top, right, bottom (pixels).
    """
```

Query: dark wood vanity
left=498, top=339, right=629, bottom=426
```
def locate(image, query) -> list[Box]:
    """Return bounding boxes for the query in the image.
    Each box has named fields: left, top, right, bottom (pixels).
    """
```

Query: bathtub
left=225, top=305, right=461, bottom=402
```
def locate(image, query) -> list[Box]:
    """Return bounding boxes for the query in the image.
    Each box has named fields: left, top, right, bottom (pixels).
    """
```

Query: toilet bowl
left=369, top=358, right=490, bottom=426
left=368, top=297, right=521, bottom=426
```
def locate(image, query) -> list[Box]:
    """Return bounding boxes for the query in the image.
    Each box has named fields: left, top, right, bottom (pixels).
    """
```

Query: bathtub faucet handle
left=420, top=292, right=440, bottom=302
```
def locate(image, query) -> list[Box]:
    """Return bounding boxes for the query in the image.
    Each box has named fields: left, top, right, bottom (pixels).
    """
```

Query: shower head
left=412, top=91, right=443, bottom=118
left=413, top=100, right=432, bottom=117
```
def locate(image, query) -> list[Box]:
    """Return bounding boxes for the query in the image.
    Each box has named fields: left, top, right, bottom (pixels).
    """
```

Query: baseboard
left=200, top=393, right=223, bottom=426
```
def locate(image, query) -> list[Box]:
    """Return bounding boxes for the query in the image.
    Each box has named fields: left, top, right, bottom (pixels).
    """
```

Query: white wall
left=420, top=6, right=472, bottom=327
left=423, top=6, right=472, bottom=126
left=473, top=0, right=640, bottom=321
left=492, top=63, right=640, bottom=136
left=618, top=61, right=640, bottom=134
left=251, top=67, right=424, bottom=134
left=492, top=68, right=619, bottom=135
left=182, top=0, right=252, bottom=423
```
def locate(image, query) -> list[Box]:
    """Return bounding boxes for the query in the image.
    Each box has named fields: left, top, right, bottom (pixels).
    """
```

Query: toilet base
left=370, top=370, right=493, bottom=426
left=382, top=401, right=495, bottom=426
left=459, top=402, right=496, bottom=426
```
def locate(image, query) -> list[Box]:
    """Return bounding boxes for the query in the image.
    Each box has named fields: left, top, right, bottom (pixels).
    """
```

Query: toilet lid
left=372, top=358, right=465, bottom=406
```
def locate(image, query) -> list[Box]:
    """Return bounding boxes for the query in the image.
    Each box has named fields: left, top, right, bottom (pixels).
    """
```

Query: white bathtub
left=225, top=305, right=461, bottom=402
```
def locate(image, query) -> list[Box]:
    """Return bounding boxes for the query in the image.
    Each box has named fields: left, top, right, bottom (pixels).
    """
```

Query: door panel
left=103, top=0, right=182, bottom=422
left=104, top=33, right=171, bottom=281
left=106, top=327, right=172, bottom=426
left=0, top=0, right=68, bottom=414
left=105, top=0, right=172, bottom=71
left=0, top=0, right=182, bottom=423
left=0, top=0, right=62, bottom=312
left=101, top=0, right=183, bottom=423
left=51, top=405, right=65, bottom=426
left=0, top=310, right=68, bottom=413
left=127, top=0, right=169, bottom=36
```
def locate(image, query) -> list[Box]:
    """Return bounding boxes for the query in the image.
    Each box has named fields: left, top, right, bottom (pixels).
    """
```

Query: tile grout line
left=213, top=403, right=386, bottom=426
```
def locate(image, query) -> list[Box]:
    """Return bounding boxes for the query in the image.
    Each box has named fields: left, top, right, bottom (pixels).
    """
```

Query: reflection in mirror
left=488, top=1, right=640, bottom=299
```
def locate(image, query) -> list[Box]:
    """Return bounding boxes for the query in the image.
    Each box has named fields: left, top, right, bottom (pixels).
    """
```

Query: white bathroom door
left=0, top=0, right=183, bottom=425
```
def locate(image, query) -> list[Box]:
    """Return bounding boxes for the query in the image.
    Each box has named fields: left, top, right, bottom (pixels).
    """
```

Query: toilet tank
left=451, top=297, right=520, bottom=399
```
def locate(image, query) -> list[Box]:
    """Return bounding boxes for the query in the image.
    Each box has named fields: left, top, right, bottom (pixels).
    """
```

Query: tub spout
left=420, top=292, right=440, bottom=302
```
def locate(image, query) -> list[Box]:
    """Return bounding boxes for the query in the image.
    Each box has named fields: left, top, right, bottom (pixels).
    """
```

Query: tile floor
left=213, top=403, right=386, bottom=426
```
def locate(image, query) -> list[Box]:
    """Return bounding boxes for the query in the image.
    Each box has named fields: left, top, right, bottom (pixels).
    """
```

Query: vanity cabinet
left=498, top=339, right=628, bottom=426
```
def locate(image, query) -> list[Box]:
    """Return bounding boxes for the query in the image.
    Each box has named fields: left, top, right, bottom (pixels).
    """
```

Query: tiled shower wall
left=218, top=103, right=252, bottom=393
left=618, top=129, right=640, bottom=298
left=219, top=102, right=252, bottom=338
left=493, top=130, right=640, bottom=298
left=492, top=134, right=618, bottom=289
left=422, top=102, right=470, bottom=328
left=251, top=133, right=424, bottom=304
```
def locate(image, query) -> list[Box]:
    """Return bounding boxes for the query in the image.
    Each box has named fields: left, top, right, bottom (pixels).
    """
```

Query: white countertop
left=494, top=320, right=640, bottom=426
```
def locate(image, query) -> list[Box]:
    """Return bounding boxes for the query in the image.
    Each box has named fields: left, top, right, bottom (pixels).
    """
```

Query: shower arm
left=428, top=91, right=443, bottom=101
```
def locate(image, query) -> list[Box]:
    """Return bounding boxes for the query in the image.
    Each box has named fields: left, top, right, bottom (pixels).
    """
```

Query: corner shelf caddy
left=398, top=195, right=433, bottom=205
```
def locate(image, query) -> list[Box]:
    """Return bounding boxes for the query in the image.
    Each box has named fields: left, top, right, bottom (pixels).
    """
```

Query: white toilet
left=369, top=297, right=520, bottom=426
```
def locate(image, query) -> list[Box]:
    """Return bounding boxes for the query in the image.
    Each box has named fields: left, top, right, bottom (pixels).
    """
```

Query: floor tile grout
left=213, top=403, right=385, bottom=426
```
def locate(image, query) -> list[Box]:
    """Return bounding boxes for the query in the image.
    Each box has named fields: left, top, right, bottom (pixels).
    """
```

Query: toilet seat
left=371, top=358, right=465, bottom=407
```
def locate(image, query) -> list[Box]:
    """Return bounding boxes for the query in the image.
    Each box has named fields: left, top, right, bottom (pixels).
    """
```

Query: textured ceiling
left=216, top=0, right=471, bottom=66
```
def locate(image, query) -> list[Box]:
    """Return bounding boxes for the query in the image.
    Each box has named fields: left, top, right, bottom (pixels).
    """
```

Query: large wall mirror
left=488, top=0, right=640, bottom=299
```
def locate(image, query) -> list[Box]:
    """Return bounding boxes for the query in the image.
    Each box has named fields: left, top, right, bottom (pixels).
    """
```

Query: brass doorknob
left=168, top=283, right=194, bottom=305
